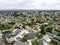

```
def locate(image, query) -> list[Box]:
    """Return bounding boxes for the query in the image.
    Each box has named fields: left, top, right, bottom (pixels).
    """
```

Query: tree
left=31, top=39, right=38, bottom=45
left=13, top=12, right=20, bottom=17
left=20, top=38, right=27, bottom=43
left=37, top=33, right=43, bottom=39
left=46, top=27, right=53, bottom=33
left=20, top=34, right=28, bottom=43
left=40, top=25, right=46, bottom=35
left=0, top=23, right=12, bottom=30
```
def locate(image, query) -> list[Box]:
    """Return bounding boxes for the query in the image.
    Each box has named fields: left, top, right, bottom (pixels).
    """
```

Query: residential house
left=43, top=34, right=51, bottom=42
left=13, top=41, right=28, bottom=45
left=0, top=30, right=4, bottom=45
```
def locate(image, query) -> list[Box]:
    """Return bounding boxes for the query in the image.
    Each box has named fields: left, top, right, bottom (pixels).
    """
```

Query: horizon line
left=0, top=9, right=60, bottom=12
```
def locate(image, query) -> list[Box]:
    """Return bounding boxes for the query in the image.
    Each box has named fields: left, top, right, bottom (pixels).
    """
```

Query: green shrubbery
left=40, top=25, right=46, bottom=35
left=46, top=27, right=53, bottom=33
left=37, top=34, right=43, bottom=39
left=0, top=23, right=12, bottom=30
left=20, top=38, right=27, bottom=43
left=31, top=39, right=38, bottom=45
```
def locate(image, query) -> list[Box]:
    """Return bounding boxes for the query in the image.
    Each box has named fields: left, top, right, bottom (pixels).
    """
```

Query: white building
left=0, top=31, right=2, bottom=38
left=38, top=39, right=49, bottom=45
left=43, top=34, right=51, bottom=42
left=12, top=29, right=21, bottom=36
left=14, top=29, right=29, bottom=41
left=0, top=30, right=4, bottom=45
left=27, top=40, right=32, bottom=45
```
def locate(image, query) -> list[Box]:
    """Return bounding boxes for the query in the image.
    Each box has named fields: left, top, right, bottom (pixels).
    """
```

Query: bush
left=46, top=27, right=53, bottom=33
left=37, top=34, right=43, bottom=39
left=57, top=33, right=60, bottom=36
left=0, top=23, right=12, bottom=30
left=2, top=33, right=8, bottom=44
left=20, top=38, right=27, bottom=43
left=8, top=22, right=15, bottom=25
left=49, top=40, right=58, bottom=45
left=31, top=39, right=38, bottom=45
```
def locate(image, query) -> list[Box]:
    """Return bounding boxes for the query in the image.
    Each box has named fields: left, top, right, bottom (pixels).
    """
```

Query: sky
left=0, top=0, right=60, bottom=10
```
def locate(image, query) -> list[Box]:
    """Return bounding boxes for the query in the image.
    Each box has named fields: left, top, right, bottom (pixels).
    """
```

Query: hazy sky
left=0, top=0, right=60, bottom=10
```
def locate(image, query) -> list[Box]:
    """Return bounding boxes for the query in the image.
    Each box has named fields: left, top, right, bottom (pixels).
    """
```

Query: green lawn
left=0, top=23, right=12, bottom=30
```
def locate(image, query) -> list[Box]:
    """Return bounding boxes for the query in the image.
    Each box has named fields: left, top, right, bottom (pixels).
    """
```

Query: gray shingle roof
left=13, top=41, right=28, bottom=45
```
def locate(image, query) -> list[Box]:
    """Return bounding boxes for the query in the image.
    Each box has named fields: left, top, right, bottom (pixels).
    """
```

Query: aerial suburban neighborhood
left=0, top=10, right=60, bottom=45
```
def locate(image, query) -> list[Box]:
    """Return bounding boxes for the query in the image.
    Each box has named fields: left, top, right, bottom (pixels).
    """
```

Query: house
left=26, top=32, right=40, bottom=40
left=54, top=21, right=60, bottom=25
left=14, top=29, right=29, bottom=41
left=27, top=40, right=32, bottom=45
left=43, top=22, right=49, bottom=25
left=0, top=30, right=4, bottom=45
left=43, top=40, right=49, bottom=45
left=0, top=30, right=2, bottom=38
left=0, top=38, right=4, bottom=45
left=52, top=30, right=58, bottom=35
left=25, top=26, right=31, bottom=30
left=38, top=39, right=49, bottom=45
left=43, top=34, right=51, bottom=42
left=6, top=37, right=15, bottom=43
left=38, top=39, right=43, bottom=45
left=13, top=41, right=28, bottom=45
left=12, top=29, right=21, bottom=36
left=5, top=31, right=15, bottom=43
left=5, top=32, right=11, bottom=38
